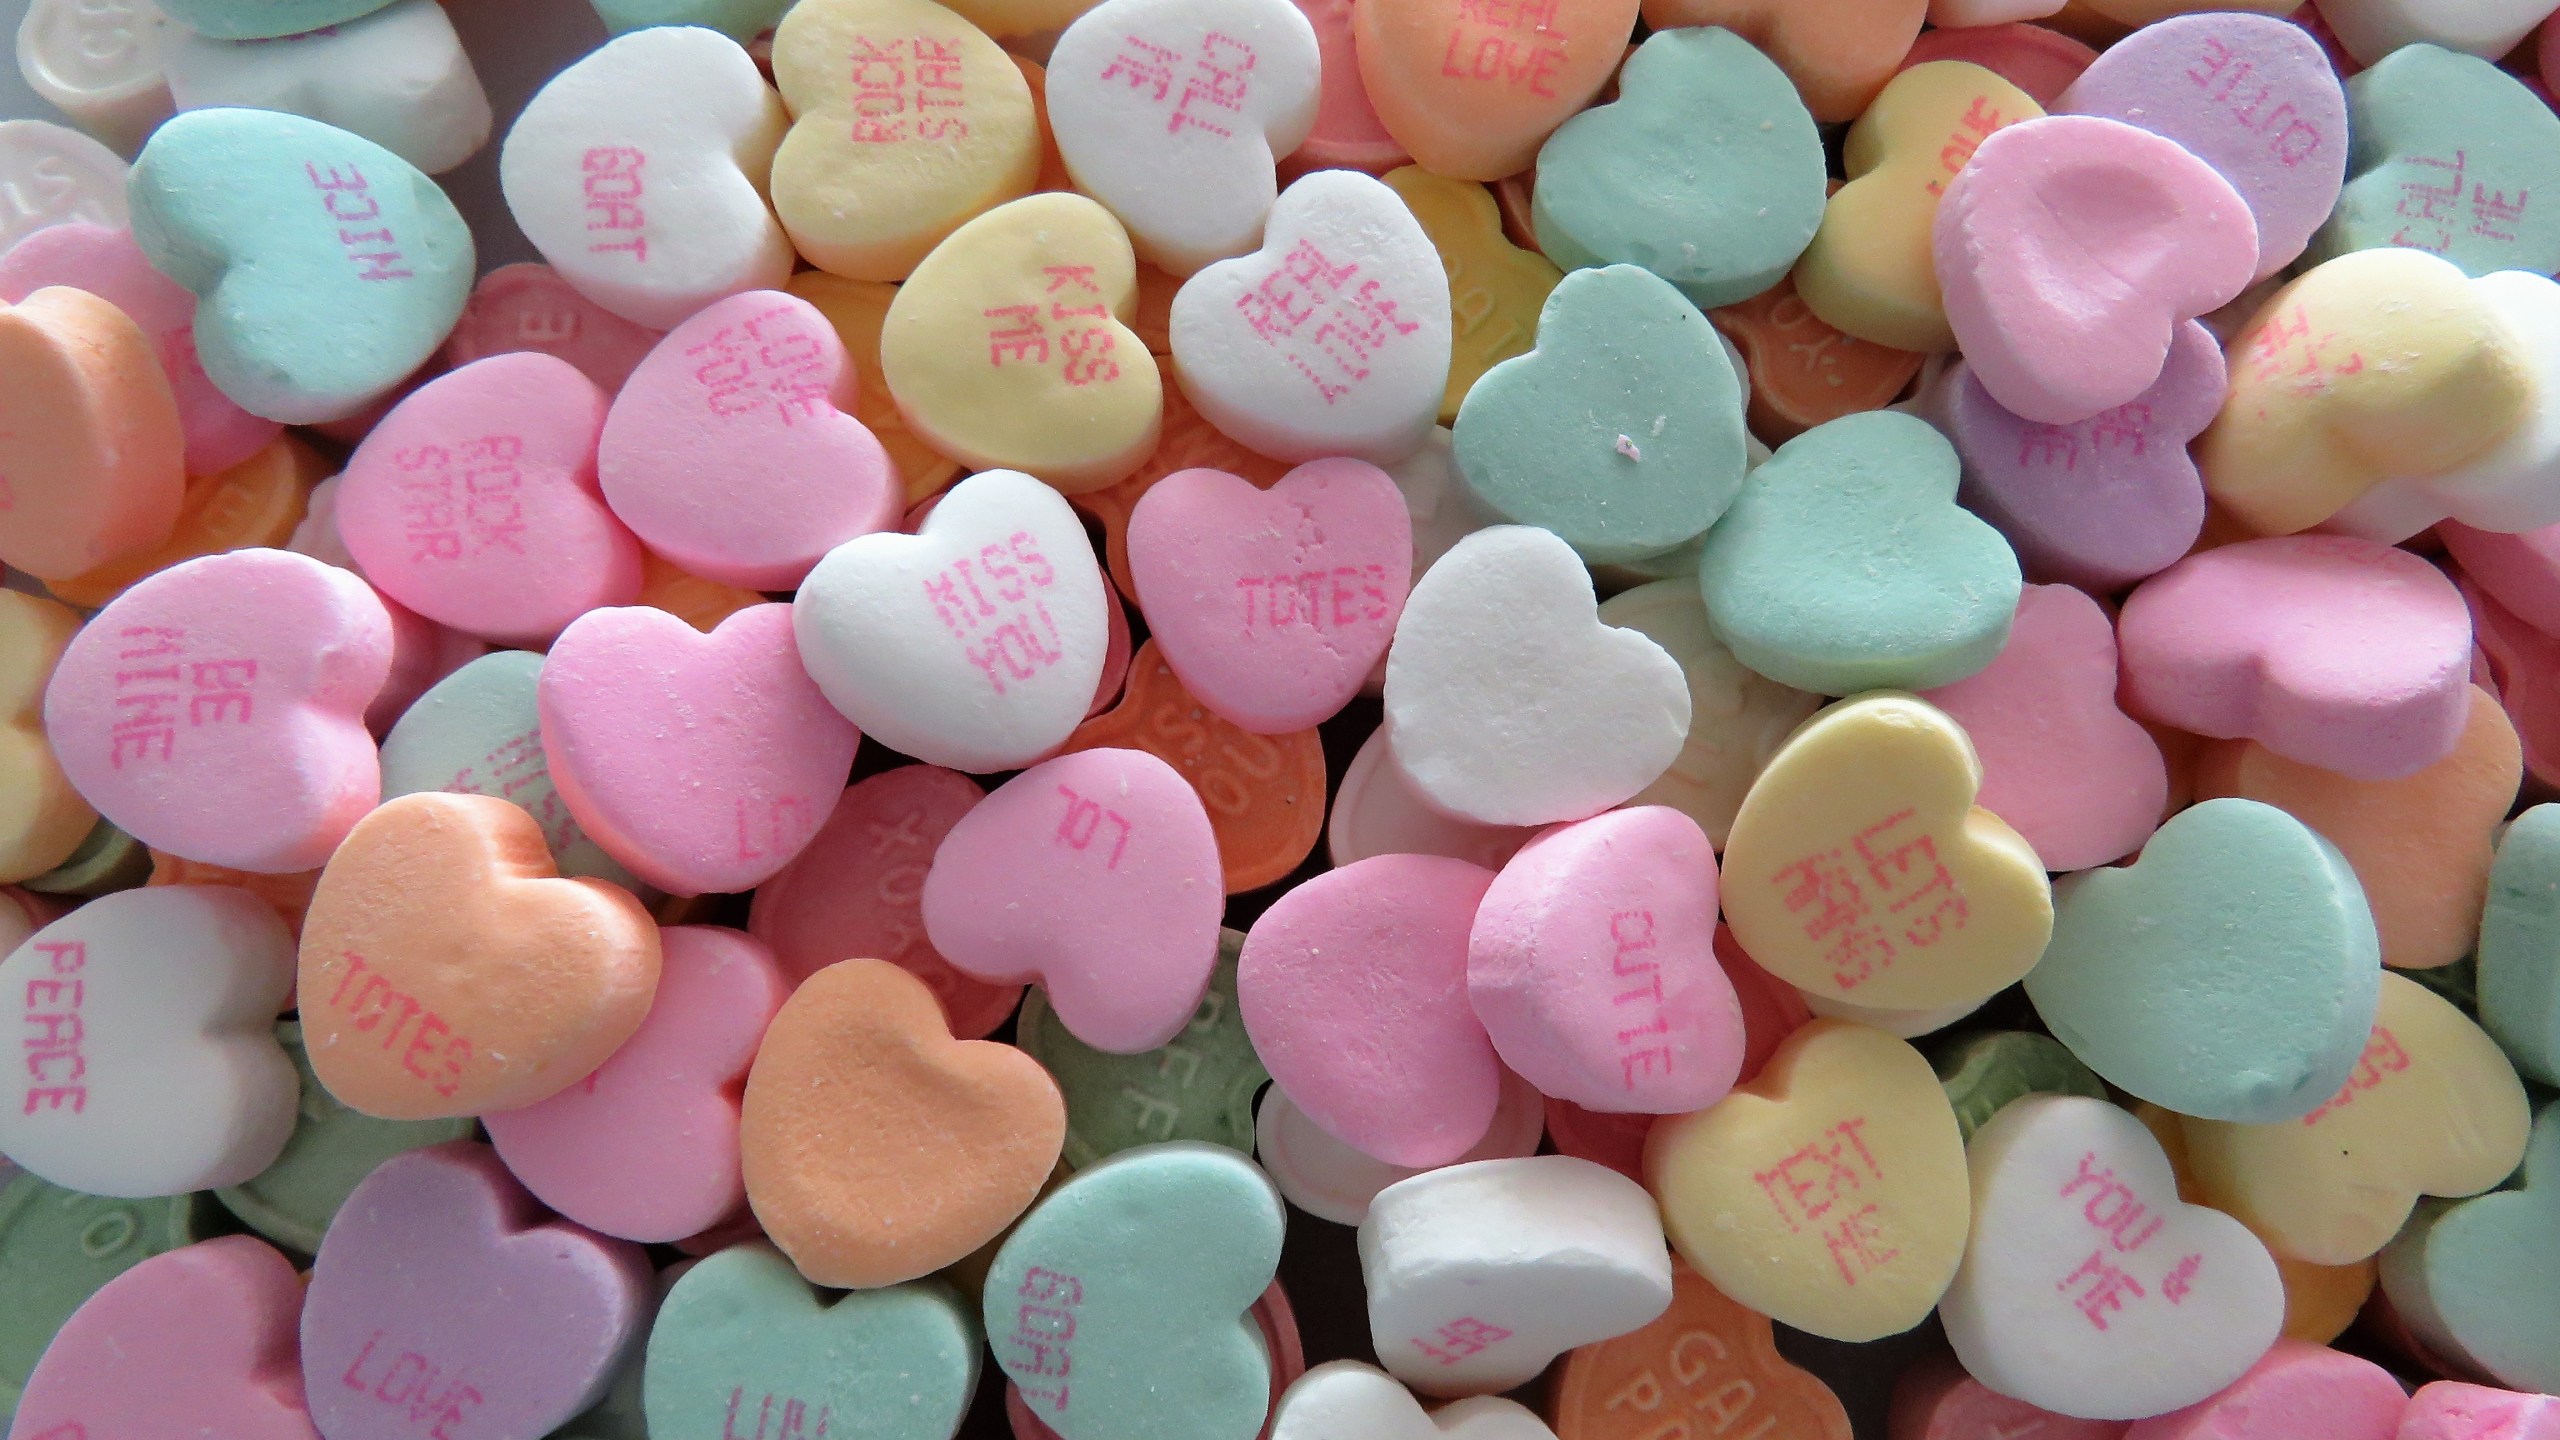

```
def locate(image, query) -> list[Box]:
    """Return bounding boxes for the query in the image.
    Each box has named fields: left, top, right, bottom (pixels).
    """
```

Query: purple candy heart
left=301, top=1141, right=652, bottom=1440
left=2058, top=11, right=2349, bottom=278
left=1949, top=320, right=2223, bottom=594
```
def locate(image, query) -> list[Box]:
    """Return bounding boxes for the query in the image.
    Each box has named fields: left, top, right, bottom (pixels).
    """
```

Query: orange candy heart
left=0, top=286, right=186, bottom=581
left=1352, top=0, right=1639, bottom=180
left=740, top=957, right=1066, bottom=1288
left=1633, top=0, right=1926, bottom=123
left=1548, top=1260, right=1852, bottom=1440
left=299, top=792, right=662, bottom=1120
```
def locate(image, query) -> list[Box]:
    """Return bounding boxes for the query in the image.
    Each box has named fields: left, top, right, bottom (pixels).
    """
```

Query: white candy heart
left=794, top=469, right=1109, bottom=772
left=165, top=0, right=491, bottom=175
left=1358, top=1155, right=1674, bottom=1398
left=498, top=25, right=793, bottom=329
left=2315, top=0, right=2552, bottom=63
left=1325, top=724, right=1535, bottom=870
left=1939, top=1095, right=2285, bottom=1422
left=0, top=886, right=297, bottom=1198
left=1270, top=1363, right=1560, bottom=1440
left=1170, top=168, right=1449, bottom=463
left=1384, top=525, right=1690, bottom=827
left=0, top=120, right=128, bottom=255
left=1254, top=1068, right=1545, bottom=1226
left=1045, top=0, right=1319, bottom=276
left=1389, top=428, right=1503, bottom=586
left=14, top=0, right=174, bottom=155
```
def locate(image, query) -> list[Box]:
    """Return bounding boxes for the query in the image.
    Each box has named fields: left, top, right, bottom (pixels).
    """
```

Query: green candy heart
left=217, top=1021, right=475, bottom=1255
left=0, top=1174, right=219, bottom=1426
left=2479, top=804, right=2560, bottom=1086
left=1532, top=27, right=1825, bottom=310
left=590, top=0, right=789, bottom=40
left=2310, top=44, right=2560, bottom=279
left=986, top=1142, right=1284, bottom=1440
left=1452, top=265, right=1748, bottom=566
left=2023, top=797, right=2382, bottom=1126
left=643, top=1243, right=978, bottom=1440
left=2380, top=1099, right=2560, bottom=1393
left=1928, top=1030, right=2108, bottom=1145
left=1017, top=932, right=1267, bottom=1172
left=1696, top=410, right=2021, bottom=694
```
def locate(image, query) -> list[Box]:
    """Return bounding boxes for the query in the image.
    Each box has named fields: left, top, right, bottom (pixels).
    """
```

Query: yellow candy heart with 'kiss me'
left=0, top=591, right=97, bottom=883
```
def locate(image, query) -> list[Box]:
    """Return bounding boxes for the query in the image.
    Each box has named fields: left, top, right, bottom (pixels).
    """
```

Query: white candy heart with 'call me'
left=794, top=469, right=1109, bottom=773
left=1270, top=1362, right=1560, bottom=1440
left=1939, top=1095, right=2285, bottom=1422
left=166, top=0, right=491, bottom=175
left=1385, top=526, right=1690, bottom=827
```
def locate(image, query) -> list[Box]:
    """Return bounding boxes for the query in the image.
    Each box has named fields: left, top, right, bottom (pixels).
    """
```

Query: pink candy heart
left=1936, top=114, right=2260, bottom=424
left=599, top=290, right=901, bottom=591
left=920, top=747, right=1224, bottom=1054
left=538, top=603, right=861, bottom=896
left=42, top=547, right=393, bottom=873
left=484, top=925, right=788, bottom=1243
left=338, top=352, right=644, bottom=647
left=1127, top=458, right=1414, bottom=733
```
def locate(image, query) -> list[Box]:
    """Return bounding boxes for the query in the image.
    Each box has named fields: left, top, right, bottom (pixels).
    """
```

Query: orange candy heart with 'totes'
left=299, top=792, right=663, bottom=1120
left=741, top=957, right=1066, bottom=1288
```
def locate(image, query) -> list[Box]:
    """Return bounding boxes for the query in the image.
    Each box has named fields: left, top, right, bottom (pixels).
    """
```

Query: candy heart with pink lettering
left=2120, top=535, right=2474, bottom=781
left=300, top=1141, right=652, bottom=1440
left=43, top=547, right=393, bottom=873
left=1466, top=806, right=1743, bottom=1115
left=485, top=926, right=788, bottom=1243
left=1935, top=115, right=2259, bottom=424
left=539, top=603, right=860, bottom=896
left=1922, top=584, right=2168, bottom=872
left=921, top=747, right=1223, bottom=1053
left=1128, top=458, right=1413, bottom=733
left=598, top=290, right=900, bottom=590
left=12, top=1236, right=323, bottom=1440
left=338, top=351, right=644, bottom=647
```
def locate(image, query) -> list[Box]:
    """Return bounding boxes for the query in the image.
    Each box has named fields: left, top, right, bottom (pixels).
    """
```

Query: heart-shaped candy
left=598, top=291, right=899, bottom=590
left=794, top=468, right=1110, bottom=772
left=1382, top=168, right=1560, bottom=423
left=299, top=792, right=664, bottom=1119
left=13, top=0, right=176, bottom=154
left=1551, top=1258, right=1853, bottom=1440
left=2024, top=797, right=2382, bottom=1125
left=1646, top=1019, right=1972, bottom=1342
left=1254, top=1068, right=1543, bottom=1225
left=1711, top=277, right=1925, bottom=444
left=1384, top=525, right=1690, bottom=827
left=0, top=593, right=94, bottom=884
left=1349, top=0, right=1634, bottom=182
left=642, top=1241, right=978, bottom=1440
left=163, top=0, right=489, bottom=176
left=300, top=1141, right=652, bottom=1440
left=1326, top=724, right=1535, bottom=871
left=1271, top=1361, right=1559, bottom=1440
left=2119, top=535, right=2474, bottom=782
left=484, top=926, right=787, bottom=1243
left=1022, top=929, right=1267, bottom=1169
left=2468, top=575, right=2560, bottom=793
left=1240, top=854, right=1502, bottom=1167
left=2311, top=44, right=2560, bottom=279
left=126, top=107, right=473, bottom=424
left=741, top=957, right=1065, bottom=1287
left=2396, top=1382, right=2560, bottom=1440
left=0, top=886, right=297, bottom=1197
left=0, top=118, right=129, bottom=256
left=442, top=263, right=666, bottom=394
left=1128, top=458, right=1412, bottom=733
left=156, top=0, right=397, bottom=40
left=339, top=352, right=644, bottom=648
left=1889, top=1352, right=2126, bottom=1440
left=2482, top=803, right=2560, bottom=1088
left=2120, top=1339, right=2409, bottom=1440
left=2380, top=1099, right=2560, bottom=1394
left=922, top=747, right=1222, bottom=1053
left=0, top=285, right=185, bottom=583
left=785, top=270, right=963, bottom=505
left=1720, top=693, right=2052, bottom=1012
left=1935, top=115, right=2258, bottom=425
left=2317, top=0, right=2553, bottom=62
left=1939, top=1095, right=2286, bottom=1421
left=986, top=1142, right=1284, bottom=1440
left=44, top=548, right=393, bottom=874
left=47, top=433, right=329, bottom=614
left=1632, top=0, right=1923, bottom=123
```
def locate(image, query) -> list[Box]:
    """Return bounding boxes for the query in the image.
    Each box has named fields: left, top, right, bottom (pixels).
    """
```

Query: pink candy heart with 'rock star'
left=485, top=925, right=788, bottom=1243
left=1936, top=115, right=2259, bottom=424
left=338, top=351, right=644, bottom=648
left=1466, top=805, right=1744, bottom=1115
left=920, top=747, right=1224, bottom=1054
left=42, top=547, right=393, bottom=873
left=1128, top=457, right=1414, bottom=734
left=13, top=1235, right=322, bottom=1440
left=598, top=290, right=901, bottom=591
left=539, top=603, right=860, bottom=896
left=2120, top=534, right=2474, bottom=781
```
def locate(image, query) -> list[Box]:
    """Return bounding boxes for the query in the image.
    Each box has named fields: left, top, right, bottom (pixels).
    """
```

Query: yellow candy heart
left=1720, top=692, right=2053, bottom=1012
left=2181, top=972, right=2532, bottom=1266
left=2132, top=1100, right=2373, bottom=1344
left=771, top=0, right=1040, bottom=281
left=786, top=271, right=965, bottom=504
left=1646, top=1019, right=1971, bottom=1342
left=1382, top=165, right=1561, bottom=424
left=2202, top=248, right=2532, bottom=536
left=46, top=434, right=325, bottom=610
left=1792, top=61, right=2040, bottom=355
left=0, top=591, right=97, bottom=883
left=883, top=192, right=1164, bottom=492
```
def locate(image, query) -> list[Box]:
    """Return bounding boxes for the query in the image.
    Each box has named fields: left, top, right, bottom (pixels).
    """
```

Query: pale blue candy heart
left=2024, top=796, right=2383, bottom=1125
left=1452, top=264, right=1747, bottom=566
left=377, top=650, right=646, bottom=893
left=1695, top=409, right=2020, bottom=694
left=1531, top=27, right=1825, bottom=310
left=128, top=107, right=473, bottom=425
left=643, top=1242, right=978, bottom=1440
left=2310, top=44, right=2560, bottom=278
left=590, top=0, right=790, bottom=40
left=985, top=1142, right=1284, bottom=1440
left=2478, top=803, right=2560, bottom=1087
left=2380, top=1099, right=2560, bottom=1394
left=156, top=0, right=401, bottom=39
